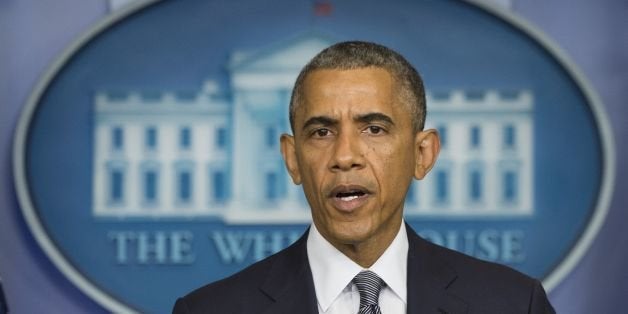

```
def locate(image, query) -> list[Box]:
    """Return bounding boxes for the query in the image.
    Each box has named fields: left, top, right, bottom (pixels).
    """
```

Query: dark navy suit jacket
left=173, top=224, right=555, bottom=314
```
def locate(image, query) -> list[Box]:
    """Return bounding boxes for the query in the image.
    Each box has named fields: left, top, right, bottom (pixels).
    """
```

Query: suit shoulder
left=173, top=257, right=273, bottom=313
left=173, top=232, right=309, bottom=313
left=424, top=240, right=554, bottom=312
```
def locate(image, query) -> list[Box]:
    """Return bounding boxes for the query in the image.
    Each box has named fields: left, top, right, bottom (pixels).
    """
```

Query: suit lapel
left=406, top=224, right=469, bottom=314
left=259, top=230, right=318, bottom=314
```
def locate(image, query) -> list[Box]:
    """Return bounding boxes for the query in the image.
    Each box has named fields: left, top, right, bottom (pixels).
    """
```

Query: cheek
left=298, top=155, right=327, bottom=195
left=301, top=143, right=332, bottom=171
left=369, top=142, right=407, bottom=170
left=370, top=143, right=415, bottom=188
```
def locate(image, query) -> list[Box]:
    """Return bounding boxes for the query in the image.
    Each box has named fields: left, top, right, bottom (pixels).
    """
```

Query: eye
left=364, top=125, right=385, bottom=135
left=313, top=128, right=331, bottom=137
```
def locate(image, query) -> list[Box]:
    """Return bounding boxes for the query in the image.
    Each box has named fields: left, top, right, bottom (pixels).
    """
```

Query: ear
left=414, top=129, right=441, bottom=180
left=280, top=133, right=302, bottom=185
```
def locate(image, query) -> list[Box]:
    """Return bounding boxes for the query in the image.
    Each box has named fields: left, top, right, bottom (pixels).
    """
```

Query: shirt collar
left=370, top=221, right=408, bottom=303
left=306, top=221, right=408, bottom=311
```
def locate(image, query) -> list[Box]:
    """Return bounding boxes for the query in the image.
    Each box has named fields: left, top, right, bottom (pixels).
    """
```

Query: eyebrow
left=354, top=112, right=395, bottom=126
left=302, top=116, right=338, bottom=131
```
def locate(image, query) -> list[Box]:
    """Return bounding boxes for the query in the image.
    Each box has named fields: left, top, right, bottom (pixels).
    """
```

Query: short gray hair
left=289, top=41, right=426, bottom=133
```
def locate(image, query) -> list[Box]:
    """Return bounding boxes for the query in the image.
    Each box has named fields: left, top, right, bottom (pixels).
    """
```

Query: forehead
left=298, top=67, right=397, bottom=117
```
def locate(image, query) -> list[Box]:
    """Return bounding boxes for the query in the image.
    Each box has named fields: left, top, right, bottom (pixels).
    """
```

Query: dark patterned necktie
left=353, top=270, right=386, bottom=314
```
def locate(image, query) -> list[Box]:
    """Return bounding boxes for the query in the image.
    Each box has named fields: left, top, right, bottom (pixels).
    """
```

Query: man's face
left=281, top=67, right=438, bottom=249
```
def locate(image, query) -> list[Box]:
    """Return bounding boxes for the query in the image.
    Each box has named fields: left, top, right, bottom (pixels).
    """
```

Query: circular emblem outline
left=12, top=0, right=616, bottom=312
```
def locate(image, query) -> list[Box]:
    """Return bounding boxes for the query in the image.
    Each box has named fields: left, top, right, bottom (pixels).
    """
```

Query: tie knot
left=353, top=270, right=385, bottom=308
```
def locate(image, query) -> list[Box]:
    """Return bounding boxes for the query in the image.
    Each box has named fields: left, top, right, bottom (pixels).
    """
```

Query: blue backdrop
left=1, top=0, right=627, bottom=313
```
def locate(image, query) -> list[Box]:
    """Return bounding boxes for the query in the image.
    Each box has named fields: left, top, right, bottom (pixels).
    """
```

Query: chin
left=329, top=222, right=374, bottom=244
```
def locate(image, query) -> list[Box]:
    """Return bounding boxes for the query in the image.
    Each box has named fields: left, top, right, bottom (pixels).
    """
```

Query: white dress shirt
left=307, top=221, right=408, bottom=314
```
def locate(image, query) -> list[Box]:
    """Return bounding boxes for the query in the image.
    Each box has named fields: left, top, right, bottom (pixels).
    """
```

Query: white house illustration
left=91, top=33, right=534, bottom=223
left=409, top=90, right=534, bottom=217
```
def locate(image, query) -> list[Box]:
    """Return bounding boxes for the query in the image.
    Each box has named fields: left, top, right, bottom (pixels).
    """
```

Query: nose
left=328, top=129, right=365, bottom=172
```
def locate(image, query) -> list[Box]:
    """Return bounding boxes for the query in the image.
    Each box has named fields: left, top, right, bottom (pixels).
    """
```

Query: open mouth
left=329, top=185, right=371, bottom=201
left=335, top=190, right=367, bottom=201
left=328, top=185, right=371, bottom=211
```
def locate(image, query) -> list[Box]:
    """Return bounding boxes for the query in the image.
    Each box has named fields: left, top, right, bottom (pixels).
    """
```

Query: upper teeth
left=340, top=195, right=359, bottom=201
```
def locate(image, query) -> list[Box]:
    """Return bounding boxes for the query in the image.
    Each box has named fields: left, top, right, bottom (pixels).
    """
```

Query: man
left=173, top=41, right=555, bottom=314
